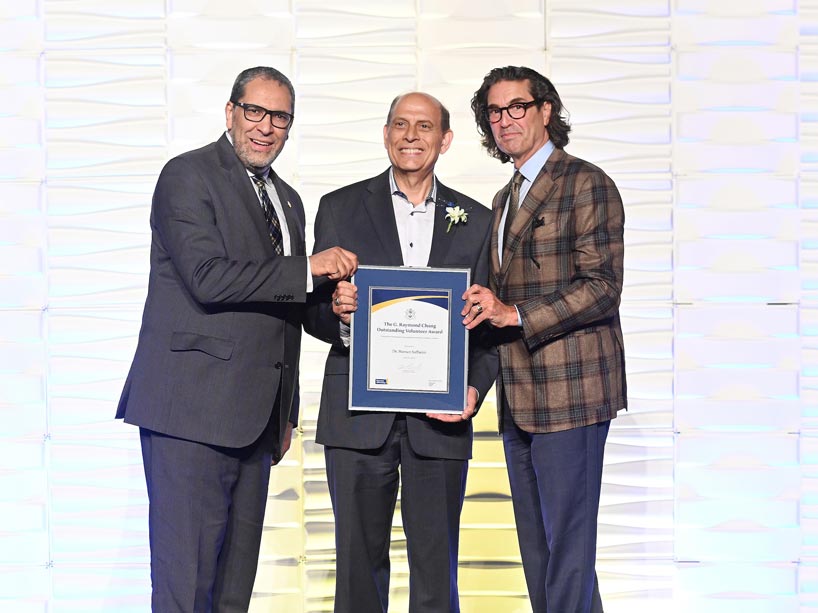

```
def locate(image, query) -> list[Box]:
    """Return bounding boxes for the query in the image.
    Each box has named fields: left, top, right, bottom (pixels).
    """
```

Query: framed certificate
left=349, top=265, right=470, bottom=413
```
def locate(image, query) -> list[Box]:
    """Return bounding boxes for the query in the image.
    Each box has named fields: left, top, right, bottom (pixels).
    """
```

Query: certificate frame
left=349, top=265, right=470, bottom=413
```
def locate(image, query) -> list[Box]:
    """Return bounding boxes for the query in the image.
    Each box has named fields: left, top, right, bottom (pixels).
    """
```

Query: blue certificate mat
left=349, top=265, right=470, bottom=413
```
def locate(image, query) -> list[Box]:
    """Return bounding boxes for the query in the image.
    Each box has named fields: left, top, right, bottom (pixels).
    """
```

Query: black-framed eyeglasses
left=485, top=99, right=542, bottom=123
left=231, top=101, right=294, bottom=129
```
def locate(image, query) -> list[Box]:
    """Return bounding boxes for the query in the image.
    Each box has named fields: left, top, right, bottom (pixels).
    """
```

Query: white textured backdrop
left=0, top=0, right=808, bottom=611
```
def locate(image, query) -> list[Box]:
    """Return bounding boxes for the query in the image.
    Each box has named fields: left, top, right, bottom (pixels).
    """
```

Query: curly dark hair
left=229, top=66, right=295, bottom=114
left=471, top=66, right=571, bottom=163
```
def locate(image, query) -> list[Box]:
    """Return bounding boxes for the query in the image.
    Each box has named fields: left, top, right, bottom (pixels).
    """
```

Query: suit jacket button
left=274, top=362, right=282, bottom=369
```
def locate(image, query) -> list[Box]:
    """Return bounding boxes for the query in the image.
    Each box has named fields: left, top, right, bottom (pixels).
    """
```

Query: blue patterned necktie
left=251, top=175, right=284, bottom=255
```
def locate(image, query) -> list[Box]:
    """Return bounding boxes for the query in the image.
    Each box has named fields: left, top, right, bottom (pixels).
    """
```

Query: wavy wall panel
left=672, top=2, right=801, bottom=612
left=802, top=0, right=818, bottom=609
left=0, top=0, right=812, bottom=611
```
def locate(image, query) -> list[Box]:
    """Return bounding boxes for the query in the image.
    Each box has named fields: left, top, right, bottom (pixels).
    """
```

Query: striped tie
left=251, top=175, right=284, bottom=255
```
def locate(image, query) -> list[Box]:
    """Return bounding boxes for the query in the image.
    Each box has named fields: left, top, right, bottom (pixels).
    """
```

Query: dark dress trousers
left=117, top=133, right=308, bottom=612
left=304, top=170, right=498, bottom=613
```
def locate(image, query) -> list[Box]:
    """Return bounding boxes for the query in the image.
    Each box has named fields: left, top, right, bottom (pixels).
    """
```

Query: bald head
left=386, top=92, right=450, bottom=133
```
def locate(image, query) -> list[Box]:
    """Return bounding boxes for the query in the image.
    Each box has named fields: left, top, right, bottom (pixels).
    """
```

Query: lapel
left=216, top=134, right=272, bottom=253
left=364, top=170, right=404, bottom=265
left=497, top=148, right=565, bottom=281
left=427, top=182, right=457, bottom=267
left=270, top=171, right=304, bottom=255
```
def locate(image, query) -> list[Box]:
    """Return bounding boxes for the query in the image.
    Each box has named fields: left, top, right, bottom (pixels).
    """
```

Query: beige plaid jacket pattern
left=490, top=147, right=628, bottom=433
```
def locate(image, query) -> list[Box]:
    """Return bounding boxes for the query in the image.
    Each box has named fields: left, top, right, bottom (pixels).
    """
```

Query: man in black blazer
left=116, top=66, right=357, bottom=612
left=304, top=92, right=498, bottom=613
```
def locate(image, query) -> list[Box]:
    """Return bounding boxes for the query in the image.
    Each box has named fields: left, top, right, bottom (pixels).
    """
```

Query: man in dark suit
left=462, top=66, right=627, bottom=612
left=303, top=92, right=498, bottom=613
left=116, top=66, right=357, bottom=612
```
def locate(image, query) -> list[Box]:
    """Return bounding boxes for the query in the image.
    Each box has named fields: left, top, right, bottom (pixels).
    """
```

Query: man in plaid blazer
left=462, top=66, right=627, bottom=612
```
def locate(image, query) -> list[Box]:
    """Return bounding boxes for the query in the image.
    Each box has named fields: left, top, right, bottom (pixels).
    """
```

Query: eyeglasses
left=231, top=101, right=294, bottom=129
left=485, top=100, right=542, bottom=124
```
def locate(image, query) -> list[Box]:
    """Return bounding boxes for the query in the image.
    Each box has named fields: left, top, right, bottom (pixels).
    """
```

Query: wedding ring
left=334, top=297, right=341, bottom=306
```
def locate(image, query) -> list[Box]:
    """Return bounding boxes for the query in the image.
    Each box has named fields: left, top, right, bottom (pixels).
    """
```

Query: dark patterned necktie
left=503, top=171, right=524, bottom=247
left=251, top=175, right=284, bottom=255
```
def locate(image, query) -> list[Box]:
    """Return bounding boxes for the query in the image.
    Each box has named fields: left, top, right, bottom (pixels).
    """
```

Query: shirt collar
left=517, top=140, right=555, bottom=184
left=389, top=167, right=438, bottom=205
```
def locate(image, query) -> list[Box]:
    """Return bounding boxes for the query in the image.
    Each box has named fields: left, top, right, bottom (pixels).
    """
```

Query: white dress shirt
left=389, top=168, right=438, bottom=267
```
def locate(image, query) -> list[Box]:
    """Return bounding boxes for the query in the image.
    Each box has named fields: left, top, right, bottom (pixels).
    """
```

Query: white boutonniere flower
left=444, top=205, right=468, bottom=233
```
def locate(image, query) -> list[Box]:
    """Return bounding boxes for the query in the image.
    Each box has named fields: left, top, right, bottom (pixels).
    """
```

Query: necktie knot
left=510, top=171, right=524, bottom=200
